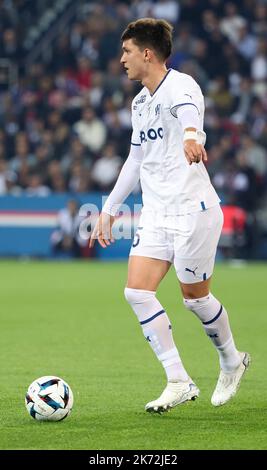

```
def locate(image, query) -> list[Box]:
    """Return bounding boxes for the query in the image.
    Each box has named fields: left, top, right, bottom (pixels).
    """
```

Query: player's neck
left=141, top=65, right=169, bottom=96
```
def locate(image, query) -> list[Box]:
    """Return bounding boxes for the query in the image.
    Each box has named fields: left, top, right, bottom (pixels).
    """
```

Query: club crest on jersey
left=155, top=104, right=161, bottom=116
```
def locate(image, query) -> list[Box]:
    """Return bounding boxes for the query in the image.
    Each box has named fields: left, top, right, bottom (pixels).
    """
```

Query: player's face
left=120, top=39, right=147, bottom=81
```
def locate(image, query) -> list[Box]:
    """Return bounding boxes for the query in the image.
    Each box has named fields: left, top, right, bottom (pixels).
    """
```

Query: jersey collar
left=149, top=68, right=172, bottom=97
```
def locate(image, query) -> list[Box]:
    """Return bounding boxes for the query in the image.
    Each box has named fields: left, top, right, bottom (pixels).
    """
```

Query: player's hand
left=89, top=212, right=115, bottom=248
left=184, top=139, right=208, bottom=165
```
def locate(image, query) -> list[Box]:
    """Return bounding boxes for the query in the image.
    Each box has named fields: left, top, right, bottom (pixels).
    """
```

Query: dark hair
left=121, top=18, right=173, bottom=61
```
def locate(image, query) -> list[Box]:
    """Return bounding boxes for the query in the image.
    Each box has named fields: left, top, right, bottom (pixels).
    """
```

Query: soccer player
left=90, top=18, right=250, bottom=413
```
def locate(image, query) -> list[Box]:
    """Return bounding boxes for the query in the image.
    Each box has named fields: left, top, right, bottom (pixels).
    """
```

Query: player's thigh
left=127, top=255, right=171, bottom=291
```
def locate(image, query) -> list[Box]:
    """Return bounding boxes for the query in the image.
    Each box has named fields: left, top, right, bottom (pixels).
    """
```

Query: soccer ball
left=25, top=376, right=74, bottom=421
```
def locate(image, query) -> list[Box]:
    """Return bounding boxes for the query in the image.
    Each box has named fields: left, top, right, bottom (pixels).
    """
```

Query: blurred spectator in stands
left=170, top=26, right=194, bottom=71
left=73, top=106, right=107, bottom=154
left=50, top=34, right=75, bottom=72
left=9, top=134, right=35, bottom=173
left=97, top=16, right=121, bottom=71
left=26, top=118, right=46, bottom=147
left=54, top=122, right=70, bottom=157
left=248, top=98, right=266, bottom=140
left=173, top=24, right=195, bottom=55
left=223, top=42, right=250, bottom=93
left=50, top=199, right=86, bottom=258
left=252, top=2, right=267, bottom=35
left=34, top=144, right=52, bottom=175
left=69, top=21, right=84, bottom=53
left=88, top=71, right=105, bottom=111
left=205, top=145, right=225, bottom=179
left=16, top=159, right=29, bottom=188
left=44, top=110, right=66, bottom=147
left=40, top=129, right=55, bottom=157
left=0, top=159, right=9, bottom=194
left=50, top=173, right=67, bottom=193
left=104, top=57, right=124, bottom=96
left=251, top=38, right=267, bottom=97
left=80, top=31, right=100, bottom=68
left=179, top=59, right=208, bottom=92
left=0, top=141, right=6, bottom=161
left=131, top=0, right=154, bottom=18
left=116, top=1, right=134, bottom=29
left=212, top=154, right=260, bottom=212
left=0, top=2, right=15, bottom=30
left=234, top=150, right=258, bottom=211
left=61, top=137, right=91, bottom=176
left=102, top=96, right=124, bottom=145
left=235, top=22, right=258, bottom=61
left=231, top=77, right=253, bottom=125
left=46, top=160, right=64, bottom=190
left=220, top=2, right=246, bottom=45
left=0, top=159, right=21, bottom=195
left=208, top=76, right=235, bottom=117
left=117, top=95, right=132, bottom=133
left=152, top=0, right=180, bottom=23
left=258, top=121, right=267, bottom=149
left=239, top=135, right=267, bottom=185
left=191, top=38, right=212, bottom=82
left=0, top=28, right=22, bottom=60
left=91, top=142, right=123, bottom=192
left=72, top=56, right=92, bottom=91
left=25, top=173, right=51, bottom=197
left=54, top=67, right=80, bottom=100
left=199, top=10, right=229, bottom=78
left=68, top=161, right=92, bottom=193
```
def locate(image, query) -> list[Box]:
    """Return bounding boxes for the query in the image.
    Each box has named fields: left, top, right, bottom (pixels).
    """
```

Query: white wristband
left=183, top=130, right=198, bottom=142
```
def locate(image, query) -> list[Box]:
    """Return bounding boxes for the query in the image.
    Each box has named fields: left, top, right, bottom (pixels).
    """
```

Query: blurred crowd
left=0, top=0, right=267, bottom=216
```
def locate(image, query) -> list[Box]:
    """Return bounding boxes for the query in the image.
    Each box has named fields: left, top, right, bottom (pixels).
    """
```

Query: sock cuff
left=183, top=292, right=223, bottom=323
left=183, top=292, right=216, bottom=306
left=124, top=287, right=156, bottom=305
left=125, top=287, right=156, bottom=295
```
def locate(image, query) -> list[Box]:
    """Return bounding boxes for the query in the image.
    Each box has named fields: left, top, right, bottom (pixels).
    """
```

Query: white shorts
left=129, top=205, right=224, bottom=284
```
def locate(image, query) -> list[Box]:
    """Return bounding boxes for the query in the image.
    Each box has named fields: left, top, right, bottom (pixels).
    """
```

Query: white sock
left=125, top=288, right=189, bottom=381
left=184, top=293, right=241, bottom=372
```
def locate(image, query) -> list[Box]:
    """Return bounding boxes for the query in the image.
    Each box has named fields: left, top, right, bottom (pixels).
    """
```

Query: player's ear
left=144, top=48, right=152, bottom=62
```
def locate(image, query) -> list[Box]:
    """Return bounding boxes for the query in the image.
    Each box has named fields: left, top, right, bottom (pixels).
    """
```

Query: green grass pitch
left=0, top=260, right=266, bottom=450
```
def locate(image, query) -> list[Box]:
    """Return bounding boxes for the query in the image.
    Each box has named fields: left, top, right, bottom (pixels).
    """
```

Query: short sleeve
left=131, top=102, right=141, bottom=146
left=131, top=128, right=141, bottom=146
left=169, top=76, right=204, bottom=119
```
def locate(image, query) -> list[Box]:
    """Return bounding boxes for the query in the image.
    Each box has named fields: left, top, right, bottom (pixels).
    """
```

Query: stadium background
left=1, top=0, right=267, bottom=259
left=0, top=0, right=266, bottom=451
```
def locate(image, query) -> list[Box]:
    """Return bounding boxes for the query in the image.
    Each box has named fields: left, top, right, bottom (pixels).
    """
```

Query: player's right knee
left=124, top=287, right=156, bottom=306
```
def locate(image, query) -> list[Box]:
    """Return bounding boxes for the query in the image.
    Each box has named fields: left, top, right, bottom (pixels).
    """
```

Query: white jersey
left=131, top=68, right=220, bottom=216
